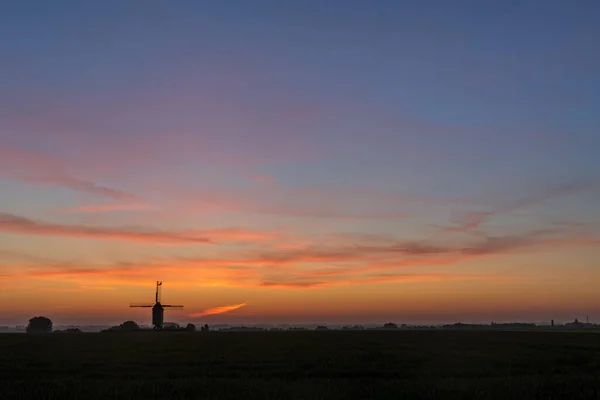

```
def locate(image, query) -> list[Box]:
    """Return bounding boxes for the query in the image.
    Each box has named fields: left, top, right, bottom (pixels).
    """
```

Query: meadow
left=2, top=330, right=600, bottom=399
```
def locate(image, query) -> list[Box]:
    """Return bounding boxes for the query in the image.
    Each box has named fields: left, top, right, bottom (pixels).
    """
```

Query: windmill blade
left=162, top=305, right=184, bottom=308
left=130, top=303, right=154, bottom=307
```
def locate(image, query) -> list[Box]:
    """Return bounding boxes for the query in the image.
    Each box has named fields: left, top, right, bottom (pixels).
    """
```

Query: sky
left=1, top=1, right=599, bottom=326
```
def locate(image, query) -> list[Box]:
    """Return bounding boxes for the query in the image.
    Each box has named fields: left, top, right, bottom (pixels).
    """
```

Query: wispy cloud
left=31, top=174, right=140, bottom=201
left=0, top=212, right=211, bottom=244
left=440, top=181, right=596, bottom=232
left=181, top=185, right=444, bottom=220
left=0, top=141, right=458, bottom=221
left=260, top=273, right=499, bottom=289
left=189, top=303, right=247, bottom=318
left=5, top=224, right=597, bottom=290
left=0, top=212, right=281, bottom=245
left=0, top=143, right=140, bottom=201
left=204, top=228, right=282, bottom=243
left=60, top=203, right=157, bottom=213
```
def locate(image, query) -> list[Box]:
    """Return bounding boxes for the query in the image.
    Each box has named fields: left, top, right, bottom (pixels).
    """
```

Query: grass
left=2, top=330, right=600, bottom=399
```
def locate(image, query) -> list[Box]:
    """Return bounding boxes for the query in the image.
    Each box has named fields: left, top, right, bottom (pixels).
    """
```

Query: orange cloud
left=0, top=249, right=497, bottom=291
left=303, top=256, right=476, bottom=278
left=189, top=303, right=247, bottom=318
left=3, top=225, right=598, bottom=291
left=260, top=273, right=499, bottom=289
left=36, top=285, right=117, bottom=293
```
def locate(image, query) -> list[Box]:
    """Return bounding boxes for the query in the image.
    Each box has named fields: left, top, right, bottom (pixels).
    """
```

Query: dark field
left=2, top=330, right=600, bottom=399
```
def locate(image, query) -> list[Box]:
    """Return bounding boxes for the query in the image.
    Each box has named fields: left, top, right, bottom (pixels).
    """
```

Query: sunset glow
left=1, top=2, right=599, bottom=327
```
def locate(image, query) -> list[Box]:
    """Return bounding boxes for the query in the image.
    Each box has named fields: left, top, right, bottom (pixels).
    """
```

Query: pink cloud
left=60, top=203, right=157, bottom=213
left=0, top=212, right=280, bottom=245
left=0, top=143, right=140, bottom=201
left=440, top=181, right=595, bottom=233
left=0, top=212, right=211, bottom=244
left=1, top=74, right=324, bottom=174
left=178, top=185, right=433, bottom=220
left=203, top=228, right=282, bottom=243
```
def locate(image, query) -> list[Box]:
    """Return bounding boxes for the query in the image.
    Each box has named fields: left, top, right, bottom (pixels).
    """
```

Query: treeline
left=216, top=323, right=431, bottom=331
left=102, top=321, right=209, bottom=332
left=20, top=316, right=600, bottom=334
left=441, top=323, right=537, bottom=329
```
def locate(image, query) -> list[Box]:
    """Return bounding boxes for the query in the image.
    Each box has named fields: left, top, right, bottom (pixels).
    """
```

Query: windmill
left=130, top=281, right=183, bottom=329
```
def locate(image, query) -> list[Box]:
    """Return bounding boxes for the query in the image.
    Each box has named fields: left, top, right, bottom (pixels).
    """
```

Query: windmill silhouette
left=130, top=281, right=183, bottom=329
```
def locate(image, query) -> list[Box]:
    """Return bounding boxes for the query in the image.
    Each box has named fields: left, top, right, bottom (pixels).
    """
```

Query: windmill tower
left=130, top=281, right=183, bottom=329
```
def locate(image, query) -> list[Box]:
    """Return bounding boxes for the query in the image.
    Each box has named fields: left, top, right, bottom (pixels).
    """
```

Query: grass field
left=2, top=330, right=600, bottom=399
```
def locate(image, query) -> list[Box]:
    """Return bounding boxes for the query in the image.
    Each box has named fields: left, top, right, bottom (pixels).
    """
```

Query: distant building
left=163, top=322, right=180, bottom=330
left=342, top=325, right=365, bottom=330
left=565, top=318, right=586, bottom=328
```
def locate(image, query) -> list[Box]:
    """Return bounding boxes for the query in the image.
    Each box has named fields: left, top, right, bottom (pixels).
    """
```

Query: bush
left=26, top=316, right=53, bottom=333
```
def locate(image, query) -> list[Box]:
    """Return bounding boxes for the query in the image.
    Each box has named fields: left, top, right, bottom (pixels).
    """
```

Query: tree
left=26, top=316, right=53, bottom=333
left=201, top=324, right=210, bottom=332
left=383, top=322, right=398, bottom=329
left=119, top=320, right=140, bottom=331
left=186, top=323, right=196, bottom=332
